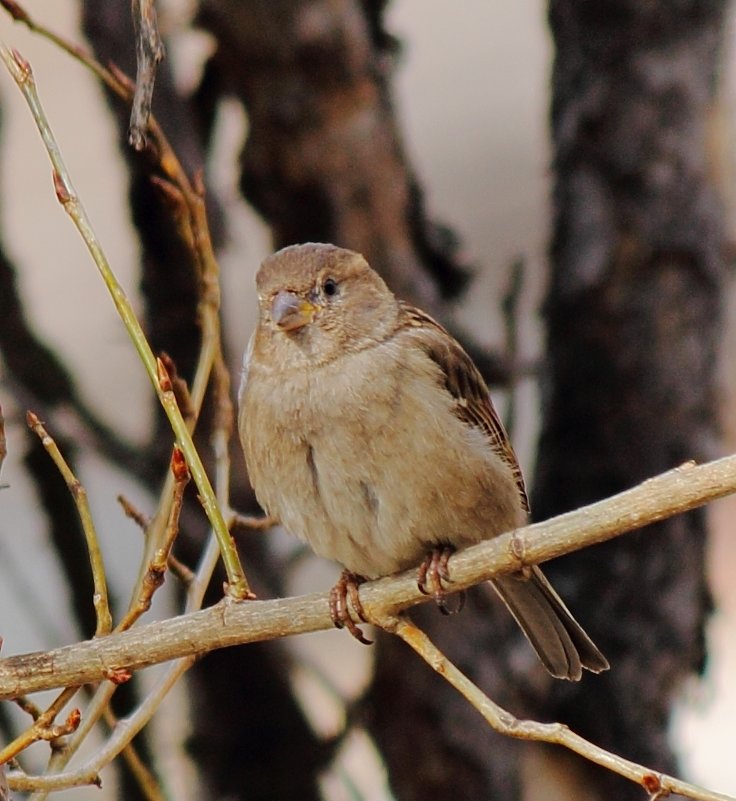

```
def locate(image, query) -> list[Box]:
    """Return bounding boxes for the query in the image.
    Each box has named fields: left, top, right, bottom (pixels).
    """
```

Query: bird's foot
left=417, top=545, right=465, bottom=615
left=329, top=570, right=372, bottom=644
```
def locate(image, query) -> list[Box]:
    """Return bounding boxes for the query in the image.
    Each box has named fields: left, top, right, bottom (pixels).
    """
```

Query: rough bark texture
left=533, top=1, right=728, bottom=796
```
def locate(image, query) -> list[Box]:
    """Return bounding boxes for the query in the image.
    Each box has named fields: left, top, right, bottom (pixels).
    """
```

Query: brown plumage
left=238, top=243, right=608, bottom=680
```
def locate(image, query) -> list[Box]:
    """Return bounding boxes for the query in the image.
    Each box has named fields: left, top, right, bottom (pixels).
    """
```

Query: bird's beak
left=271, top=290, right=317, bottom=331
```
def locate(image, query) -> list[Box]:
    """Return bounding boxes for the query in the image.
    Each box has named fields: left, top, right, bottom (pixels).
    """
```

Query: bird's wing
left=396, top=302, right=529, bottom=513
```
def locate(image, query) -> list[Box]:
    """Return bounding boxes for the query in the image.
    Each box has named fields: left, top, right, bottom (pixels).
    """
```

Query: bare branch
left=25, top=412, right=112, bottom=636
left=385, top=614, right=735, bottom=801
left=1, top=454, right=735, bottom=700
left=9, top=535, right=224, bottom=794
left=116, top=447, right=190, bottom=631
left=0, top=42, right=251, bottom=601
left=0, top=686, right=80, bottom=765
left=117, top=495, right=194, bottom=584
left=102, top=705, right=166, bottom=801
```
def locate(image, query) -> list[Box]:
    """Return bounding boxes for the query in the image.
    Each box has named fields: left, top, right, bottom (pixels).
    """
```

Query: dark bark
left=187, top=643, right=328, bottom=801
left=533, top=1, right=728, bottom=796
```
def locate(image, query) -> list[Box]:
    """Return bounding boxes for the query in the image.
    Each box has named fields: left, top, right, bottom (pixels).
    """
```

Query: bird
left=238, top=242, right=609, bottom=680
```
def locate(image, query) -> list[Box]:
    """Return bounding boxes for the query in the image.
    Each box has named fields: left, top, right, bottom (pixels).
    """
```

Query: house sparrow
left=238, top=243, right=609, bottom=680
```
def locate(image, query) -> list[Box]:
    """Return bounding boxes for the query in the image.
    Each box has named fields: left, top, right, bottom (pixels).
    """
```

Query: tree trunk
left=532, top=1, right=728, bottom=796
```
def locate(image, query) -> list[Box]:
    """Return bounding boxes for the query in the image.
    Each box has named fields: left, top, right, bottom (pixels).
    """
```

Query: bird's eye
left=322, top=277, right=338, bottom=297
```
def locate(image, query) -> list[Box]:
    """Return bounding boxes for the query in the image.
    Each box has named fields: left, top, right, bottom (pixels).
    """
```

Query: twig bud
left=156, top=356, right=172, bottom=393
left=170, top=447, right=189, bottom=483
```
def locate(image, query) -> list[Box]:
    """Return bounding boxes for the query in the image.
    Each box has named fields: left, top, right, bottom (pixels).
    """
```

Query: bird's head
left=253, top=243, right=400, bottom=366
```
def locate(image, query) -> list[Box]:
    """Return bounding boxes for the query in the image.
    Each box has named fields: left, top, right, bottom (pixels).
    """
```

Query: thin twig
left=117, top=494, right=194, bottom=584
left=157, top=352, right=195, bottom=426
left=383, top=614, right=733, bottom=801
left=0, top=8, right=240, bottom=793
left=25, top=412, right=112, bottom=636
left=0, top=1, right=191, bottom=192
left=116, top=446, right=190, bottom=631
left=230, top=513, right=278, bottom=533
left=0, top=687, right=80, bottom=765
left=1, top=0, right=235, bottom=600
left=0, top=44, right=251, bottom=601
left=0, top=37, right=241, bottom=794
left=14, top=530, right=223, bottom=794
left=16, top=388, right=222, bottom=795
left=102, top=707, right=165, bottom=801
left=147, top=171, right=228, bottom=482
left=12, top=696, right=41, bottom=720
left=26, top=447, right=191, bottom=795
left=15, top=281, right=233, bottom=796
left=117, top=494, right=151, bottom=531
left=1, top=0, right=227, bottom=432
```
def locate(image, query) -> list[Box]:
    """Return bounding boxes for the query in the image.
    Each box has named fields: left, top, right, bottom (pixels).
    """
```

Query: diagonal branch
left=25, top=413, right=112, bottom=637
left=385, top=614, right=734, bottom=801
left=1, top=454, right=735, bottom=700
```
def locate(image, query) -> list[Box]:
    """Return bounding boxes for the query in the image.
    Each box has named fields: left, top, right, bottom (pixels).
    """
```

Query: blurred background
left=0, top=1, right=735, bottom=799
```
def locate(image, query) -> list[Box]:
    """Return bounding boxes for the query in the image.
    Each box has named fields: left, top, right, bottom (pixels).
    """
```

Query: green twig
left=25, top=412, right=111, bottom=636
left=0, top=44, right=251, bottom=600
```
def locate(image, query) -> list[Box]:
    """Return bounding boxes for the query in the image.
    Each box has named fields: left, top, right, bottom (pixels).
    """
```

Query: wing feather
left=396, top=302, right=529, bottom=513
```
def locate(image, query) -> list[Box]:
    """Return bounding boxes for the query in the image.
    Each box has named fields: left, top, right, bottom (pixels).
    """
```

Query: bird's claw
left=329, top=570, right=372, bottom=644
left=417, top=546, right=465, bottom=615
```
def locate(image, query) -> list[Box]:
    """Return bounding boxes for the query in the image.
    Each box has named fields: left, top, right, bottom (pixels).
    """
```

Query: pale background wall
left=0, top=1, right=734, bottom=798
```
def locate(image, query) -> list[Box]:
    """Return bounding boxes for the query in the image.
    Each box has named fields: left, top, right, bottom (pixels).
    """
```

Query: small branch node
left=103, top=668, right=132, bottom=686
left=53, top=169, right=71, bottom=204
left=156, top=356, right=172, bottom=393
left=509, top=528, right=526, bottom=567
left=170, top=447, right=189, bottom=483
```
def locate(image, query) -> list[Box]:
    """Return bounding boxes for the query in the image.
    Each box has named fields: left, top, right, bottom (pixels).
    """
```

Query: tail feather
left=491, top=566, right=609, bottom=681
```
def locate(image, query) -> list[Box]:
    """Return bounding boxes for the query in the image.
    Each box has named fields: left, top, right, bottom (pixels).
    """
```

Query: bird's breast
left=240, top=342, right=523, bottom=577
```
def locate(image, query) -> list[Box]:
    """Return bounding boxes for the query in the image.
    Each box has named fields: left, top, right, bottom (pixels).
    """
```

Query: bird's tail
left=491, top=565, right=609, bottom=681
